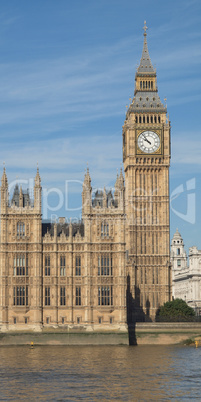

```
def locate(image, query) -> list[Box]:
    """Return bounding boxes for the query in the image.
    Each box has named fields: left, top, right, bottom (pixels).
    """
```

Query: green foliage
left=156, top=299, right=195, bottom=322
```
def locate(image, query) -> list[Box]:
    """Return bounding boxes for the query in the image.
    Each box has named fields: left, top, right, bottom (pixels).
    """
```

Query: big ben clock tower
left=123, top=22, right=171, bottom=321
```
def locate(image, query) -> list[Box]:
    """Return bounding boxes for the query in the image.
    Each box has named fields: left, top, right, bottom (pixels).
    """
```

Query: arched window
left=101, top=222, right=109, bottom=238
left=17, top=222, right=25, bottom=237
left=177, top=248, right=180, bottom=256
left=139, top=116, right=142, bottom=123
left=140, top=81, right=142, bottom=89
left=14, top=255, right=28, bottom=276
left=60, top=256, right=66, bottom=276
left=75, top=255, right=81, bottom=276
left=98, top=255, right=112, bottom=276
left=45, top=255, right=50, bottom=276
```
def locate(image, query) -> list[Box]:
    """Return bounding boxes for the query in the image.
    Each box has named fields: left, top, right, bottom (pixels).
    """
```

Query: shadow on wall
left=126, top=274, right=152, bottom=345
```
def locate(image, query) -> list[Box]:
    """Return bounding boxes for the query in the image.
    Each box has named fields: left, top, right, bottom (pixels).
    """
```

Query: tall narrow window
left=152, top=267, right=155, bottom=284
left=76, top=287, right=81, bottom=305
left=45, top=287, right=50, bottom=306
left=17, top=222, right=25, bottom=237
left=145, top=268, right=147, bottom=284
left=156, top=234, right=158, bottom=254
left=13, top=286, right=28, bottom=306
left=45, top=256, right=50, bottom=276
left=60, top=256, right=66, bottom=276
left=98, top=286, right=113, bottom=306
left=101, top=223, right=104, bottom=237
left=155, top=174, right=157, bottom=195
left=156, top=293, right=159, bottom=308
left=152, top=234, right=154, bottom=254
left=14, top=255, right=27, bottom=276
left=98, top=255, right=112, bottom=276
left=156, top=267, right=159, bottom=284
left=101, top=223, right=109, bottom=238
left=60, top=287, right=66, bottom=305
left=75, top=256, right=81, bottom=276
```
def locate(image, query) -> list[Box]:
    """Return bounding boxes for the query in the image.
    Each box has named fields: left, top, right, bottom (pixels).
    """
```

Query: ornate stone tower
left=0, top=168, right=42, bottom=331
left=171, top=229, right=188, bottom=300
left=123, top=22, right=171, bottom=321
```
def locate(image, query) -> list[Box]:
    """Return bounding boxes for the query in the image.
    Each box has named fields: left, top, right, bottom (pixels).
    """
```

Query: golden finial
left=143, top=21, right=148, bottom=36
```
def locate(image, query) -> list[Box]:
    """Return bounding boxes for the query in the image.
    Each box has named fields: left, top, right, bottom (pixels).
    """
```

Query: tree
left=156, top=299, right=195, bottom=322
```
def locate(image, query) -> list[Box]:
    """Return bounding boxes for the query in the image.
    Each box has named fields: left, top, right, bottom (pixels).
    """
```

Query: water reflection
left=0, top=345, right=201, bottom=400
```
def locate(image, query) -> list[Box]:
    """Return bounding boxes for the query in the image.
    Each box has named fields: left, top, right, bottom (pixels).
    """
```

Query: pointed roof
left=1, top=166, right=8, bottom=187
left=137, top=21, right=155, bottom=76
left=115, top=170, right=119, bottom=188
left=126, top=22, right=166, bottom=116
left=35, top=165, right=41, bottom=186
left=119, top=167, right=124, bottom=189
left=83, top=166, right=91, bottom=188
left=173, top=228, right=182, bottom=240
left=171, top=228, right=184, bottom=246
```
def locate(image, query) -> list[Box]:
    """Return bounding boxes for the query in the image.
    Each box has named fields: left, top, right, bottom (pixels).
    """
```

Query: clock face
left=137, top=131, right=160, bottom=154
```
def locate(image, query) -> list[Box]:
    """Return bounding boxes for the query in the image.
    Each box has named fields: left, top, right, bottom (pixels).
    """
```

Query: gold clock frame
left=136, top=128, right=163, bottom=155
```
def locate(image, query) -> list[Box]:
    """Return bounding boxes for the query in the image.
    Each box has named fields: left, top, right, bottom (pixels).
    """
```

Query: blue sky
left=0, top=0, right=201, bottom=252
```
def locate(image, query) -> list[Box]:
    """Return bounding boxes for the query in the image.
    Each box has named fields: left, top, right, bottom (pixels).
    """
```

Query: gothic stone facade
left=0, top=25, right=171, bottom=331
left=171, top=229, right=201, bottom=315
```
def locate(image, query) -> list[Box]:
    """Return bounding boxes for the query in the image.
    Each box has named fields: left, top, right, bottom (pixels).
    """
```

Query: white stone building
left=171, top=229, right=201, bottom=315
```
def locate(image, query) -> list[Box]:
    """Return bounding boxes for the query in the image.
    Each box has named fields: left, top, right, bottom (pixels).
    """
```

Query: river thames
left=0, top=345, right=200, bottom=400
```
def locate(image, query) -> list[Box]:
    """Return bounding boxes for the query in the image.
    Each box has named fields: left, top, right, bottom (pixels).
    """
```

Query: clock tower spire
left=123, top=23, right=171, bottom=321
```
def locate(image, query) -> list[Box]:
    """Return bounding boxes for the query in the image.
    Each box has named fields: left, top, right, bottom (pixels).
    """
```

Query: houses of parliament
left=0, top=23, right=171, bottom=332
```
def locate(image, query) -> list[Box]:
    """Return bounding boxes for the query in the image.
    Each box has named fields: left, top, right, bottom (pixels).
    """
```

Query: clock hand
left=142, top=134, right=151, bottom=145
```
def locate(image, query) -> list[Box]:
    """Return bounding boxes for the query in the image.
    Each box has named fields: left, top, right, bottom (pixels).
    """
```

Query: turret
left=19, top=186, right=23, bottom=208
left=171, top=229, right=188, bottom=298
left=34, top=166, right=42, bottom=212
left=114, top=171, right=119, bottom=203
left=114, top=168, right=125, bottom=209
left=82, top=167, right=92, bottom=215
left=103, top=187, right=107, bottom=208
left=1, top=167, right=8, bottom=213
